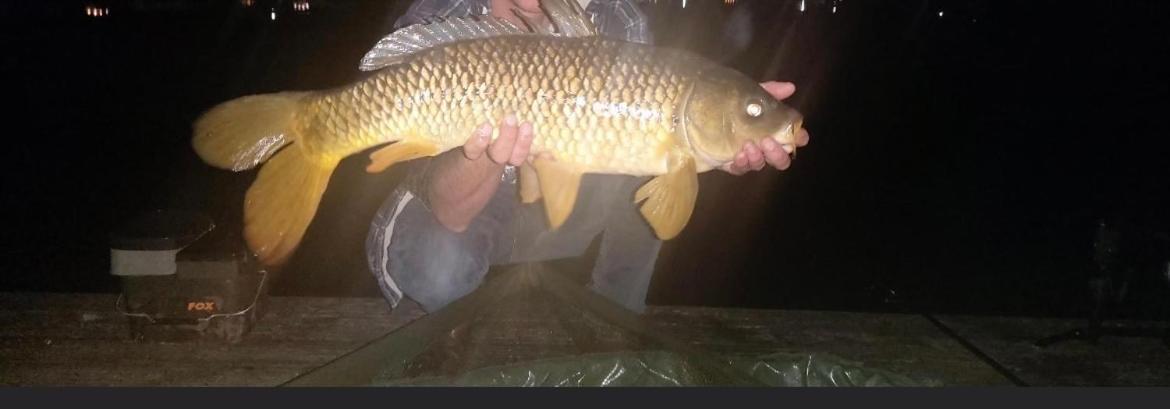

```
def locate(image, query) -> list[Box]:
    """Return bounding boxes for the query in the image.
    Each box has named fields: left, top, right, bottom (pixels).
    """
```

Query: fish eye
left=746, top=102, right=763, bottom=117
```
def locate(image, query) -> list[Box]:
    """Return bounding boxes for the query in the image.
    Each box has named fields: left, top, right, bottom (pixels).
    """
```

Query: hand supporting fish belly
left=191, top=0, right=805, bottom=267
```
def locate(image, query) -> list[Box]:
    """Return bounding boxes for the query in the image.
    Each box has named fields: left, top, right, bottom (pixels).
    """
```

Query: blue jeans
left=366, top=171, right=662, bottom=314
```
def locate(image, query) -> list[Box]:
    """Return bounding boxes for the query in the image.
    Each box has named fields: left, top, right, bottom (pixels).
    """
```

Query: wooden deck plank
left=0, top=292, right=396, bottom=386
left=2, top=291, right=1012, bottom=386
left=933, top=315, right=1170, bottom=386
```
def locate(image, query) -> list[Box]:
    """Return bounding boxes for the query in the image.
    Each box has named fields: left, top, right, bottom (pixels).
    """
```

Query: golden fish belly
left=301, top=35, right=694, bottom=176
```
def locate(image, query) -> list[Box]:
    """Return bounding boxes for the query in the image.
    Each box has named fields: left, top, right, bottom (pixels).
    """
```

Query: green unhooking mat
left=283, top=264, right=941, bottom=387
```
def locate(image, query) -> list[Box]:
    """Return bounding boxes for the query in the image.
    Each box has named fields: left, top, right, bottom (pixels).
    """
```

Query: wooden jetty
left=2, top=267, right=1167, bottom=386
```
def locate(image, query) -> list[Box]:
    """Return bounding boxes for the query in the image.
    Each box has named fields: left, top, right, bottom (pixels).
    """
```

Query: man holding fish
left=363, top=0, right=811, bottom=321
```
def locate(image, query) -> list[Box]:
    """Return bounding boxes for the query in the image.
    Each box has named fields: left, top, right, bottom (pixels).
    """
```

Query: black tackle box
left=109, top=210, right=268, bottom=343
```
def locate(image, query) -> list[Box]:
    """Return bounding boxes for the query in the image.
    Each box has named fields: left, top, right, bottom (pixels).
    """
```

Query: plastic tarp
left=284, top=264, right=940, bottom=387
left=379, top=351, right=931, bottom=386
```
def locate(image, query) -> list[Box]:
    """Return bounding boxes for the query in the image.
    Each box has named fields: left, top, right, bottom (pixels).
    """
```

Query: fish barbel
left=192, top=0, right=804, bottom=267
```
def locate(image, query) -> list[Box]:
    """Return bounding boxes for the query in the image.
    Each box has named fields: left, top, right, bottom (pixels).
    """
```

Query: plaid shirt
left=394, top=0, right=653, bottom=44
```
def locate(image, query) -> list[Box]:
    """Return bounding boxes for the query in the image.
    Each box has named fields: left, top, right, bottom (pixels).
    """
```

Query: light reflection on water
left=84, top=5, right=109, bottom=18
left=65, top=0, right=314, bottom=21
left=44, top=0, right=988, bottom=34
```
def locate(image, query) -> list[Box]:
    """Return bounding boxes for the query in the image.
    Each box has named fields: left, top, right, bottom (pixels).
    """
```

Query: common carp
left=192, top=0, right=803, bottom=267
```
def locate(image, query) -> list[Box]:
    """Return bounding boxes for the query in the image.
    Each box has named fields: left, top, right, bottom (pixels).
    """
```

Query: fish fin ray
left=541, top=0, right=597, bottom=37
left=244, top=148, right=339, bottom=268
left=359, top=0, right=597, bottom=72
left=519, top=164, right=542, bottom=203
left=365, top=139, right=441, bottom=173
left=533, top=157, right=582, bottom=229
left=635, top=153, right=698, bottom=240
left=359, top=16, right=526, bottom=71
left=192, top=92, right=309, bottom=171
left=511, top=9, right=550, bottom=34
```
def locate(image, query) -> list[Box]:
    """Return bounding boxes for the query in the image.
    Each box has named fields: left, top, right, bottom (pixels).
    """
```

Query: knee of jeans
left=392, top=228, right=488, bottom=311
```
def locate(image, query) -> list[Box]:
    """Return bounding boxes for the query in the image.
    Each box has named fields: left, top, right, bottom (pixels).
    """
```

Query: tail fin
left=192, top=91, right=339, bottom=267
left=193, top=92, right=308, bottom=171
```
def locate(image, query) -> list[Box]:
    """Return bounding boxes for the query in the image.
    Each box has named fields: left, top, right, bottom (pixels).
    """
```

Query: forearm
left=425, top=150, right=505, bottom=232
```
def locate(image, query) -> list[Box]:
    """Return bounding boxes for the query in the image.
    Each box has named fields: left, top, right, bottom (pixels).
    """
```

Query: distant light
left=800, top=0, right=806, bottom=12
left=270, top=8, right=276, bottom=21
left=938, top=11, right=944, bottom=17
left=724, top=0, right=735, bottom=5
left=682, top=0, right=686, bottom=8
left=241, top=0, right=254, bottom=7
left=85, top=5, right=109, bottom=18
left=832, top=6, right=837, bottom=13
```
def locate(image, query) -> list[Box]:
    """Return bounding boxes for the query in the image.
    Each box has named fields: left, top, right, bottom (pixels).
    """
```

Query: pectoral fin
left=635, top=154, right=699, bottom=240
left=519, top=164, right=542, bottom=204
left=532, top=157, right=582, bottom=229
left=366, top=139, right=441, bottom=173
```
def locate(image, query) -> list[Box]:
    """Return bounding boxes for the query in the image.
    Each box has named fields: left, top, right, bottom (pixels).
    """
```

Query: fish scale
left=302, top=35, right=690, bottom=176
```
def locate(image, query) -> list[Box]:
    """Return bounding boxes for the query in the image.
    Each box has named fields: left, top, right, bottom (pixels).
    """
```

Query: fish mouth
left=770, top=118, right=803, bottom=155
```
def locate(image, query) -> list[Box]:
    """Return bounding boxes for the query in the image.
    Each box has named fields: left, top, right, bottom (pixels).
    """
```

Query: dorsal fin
left=358, top=0, right=597, bottom=72
left=542, top=0, right=596, bottom=38
left=511, top=10, right=551, bottom=35
left=358, top=16, right=526, bottom=71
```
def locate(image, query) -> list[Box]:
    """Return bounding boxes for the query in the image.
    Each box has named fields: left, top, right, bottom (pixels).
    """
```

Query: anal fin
left=635, top=153, right=699, bottom=240
left=366, top=139, right=441, bottom=173
left=532, top=157, right=582, bottom=229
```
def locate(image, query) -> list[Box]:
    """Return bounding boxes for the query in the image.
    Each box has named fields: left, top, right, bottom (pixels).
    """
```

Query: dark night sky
left=1, top=0, right=1167, bottom=318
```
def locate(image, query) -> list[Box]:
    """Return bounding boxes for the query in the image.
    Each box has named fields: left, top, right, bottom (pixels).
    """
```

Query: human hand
left=721, top=81, right=811, bottom=175
left=462, top=114, right=535, bottom=166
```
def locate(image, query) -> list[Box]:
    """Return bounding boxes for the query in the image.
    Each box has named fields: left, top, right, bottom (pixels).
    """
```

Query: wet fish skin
left=193, top=28, right=802, bottom=268
left=301, top=35, right=699, bottom=176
